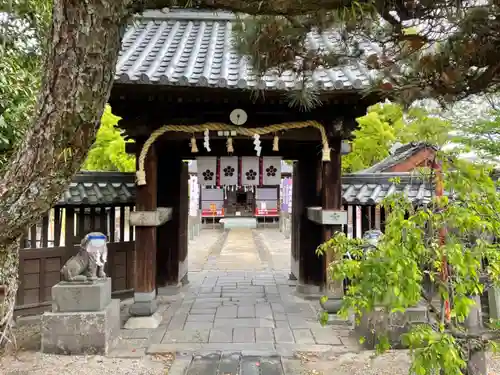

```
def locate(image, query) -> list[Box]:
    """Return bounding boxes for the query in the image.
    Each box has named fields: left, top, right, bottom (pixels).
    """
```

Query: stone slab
left=41, top=298, right=119, bottom=355
left=124, top=308, right=163, bottom=329
left=51, top=278, right=111, bottom=312
left=147, top=342, right=277, bottom=355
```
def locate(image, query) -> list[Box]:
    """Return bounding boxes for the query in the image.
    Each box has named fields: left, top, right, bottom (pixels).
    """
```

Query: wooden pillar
left=294, top=155, right=323, bottom=293
left=322, top=137, right=344, bottom=297
left=370, top=205, right=377, bottom=229
left=380, top=207, right=386, bottom=233
left=361, top=206, right=370, bottom=235
left=290, top=162, right=300, bottom=280
left=130, top=143, right=158, bottom=317
left=157, top=149, right=188, bottom=288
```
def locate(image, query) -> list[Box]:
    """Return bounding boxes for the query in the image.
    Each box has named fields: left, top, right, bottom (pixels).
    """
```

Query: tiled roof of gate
left=58, top=172, right=135, bottom=206
left=58, top=171, right=434, bottom=206
left=114, top=9, right=380, bottom=91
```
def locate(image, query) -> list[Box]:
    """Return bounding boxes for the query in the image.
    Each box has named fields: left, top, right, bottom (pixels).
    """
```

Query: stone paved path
left=254, top=228, right=292, bottom=271
left=112, top=228, right=357, bottom=371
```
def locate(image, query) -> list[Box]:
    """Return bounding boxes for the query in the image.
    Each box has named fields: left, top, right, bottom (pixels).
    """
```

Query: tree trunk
left=0, top=238, right=21, bottom=345
left=0, top=0, right=131, bottom=342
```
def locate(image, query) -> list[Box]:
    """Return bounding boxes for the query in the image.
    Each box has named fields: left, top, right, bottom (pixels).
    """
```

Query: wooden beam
left=130, top=207, right=173, bottom=226
left=306, top=207, right=347, bottom=225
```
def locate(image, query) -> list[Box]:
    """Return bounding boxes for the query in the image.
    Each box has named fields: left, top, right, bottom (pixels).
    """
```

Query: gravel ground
left=0, top=320, right=172, bottom=375
left=3, top=320, right=500, bottom=374
left=1, top=353, right=170, bottom=375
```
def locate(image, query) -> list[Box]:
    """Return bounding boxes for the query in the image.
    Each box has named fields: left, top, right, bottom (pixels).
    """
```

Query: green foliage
left=318, top=108, right=500, bottom=374
left=342, top=102, right=452, bottom=173
left=0, top=0, right=50, bottom=168
left=453, top=109, right=500, bottom=163
left=82, top=105, right=135, bottom=172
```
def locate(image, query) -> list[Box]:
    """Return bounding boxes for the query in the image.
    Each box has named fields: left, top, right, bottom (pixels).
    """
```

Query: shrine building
left=109, top=8, right=382, bottom=317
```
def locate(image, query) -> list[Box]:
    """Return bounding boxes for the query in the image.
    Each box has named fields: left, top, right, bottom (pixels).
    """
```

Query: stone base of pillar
left=129, top=299, right=158, bottom=317
left=124, top=291, right=162, bottom=329
left=128, top=290, right=158, bottom=317
left=124, top=308, right=163, bottom=329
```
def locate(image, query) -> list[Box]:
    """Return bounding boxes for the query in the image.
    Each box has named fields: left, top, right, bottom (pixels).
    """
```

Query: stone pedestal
left=355, top=305, right=428, bottom=349
left=41, top=278, right=120, bottom=355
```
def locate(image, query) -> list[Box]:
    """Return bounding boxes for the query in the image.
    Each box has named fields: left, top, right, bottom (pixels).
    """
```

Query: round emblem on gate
left=223, top=166, right=235, bottom=177
left=202, top=169, right=214, bottom=181
left=245, top=169, right=257, bottom=181
left=266, top=165, right=277, bottom=177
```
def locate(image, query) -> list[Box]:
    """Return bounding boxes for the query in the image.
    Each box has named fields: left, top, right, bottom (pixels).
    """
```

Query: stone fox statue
left=60, top=232, right=108, bottom=282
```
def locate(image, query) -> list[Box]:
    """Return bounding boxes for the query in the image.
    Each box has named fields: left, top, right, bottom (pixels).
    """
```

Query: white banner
left=262, top=156, right=282, bottom=185
left=189, top=175, right=199, bottom=216
left=219, top=156, right=238, bottom=186
left=241, top=156, right=259, bottom=185
left=197, top=157, right=217, bottom=185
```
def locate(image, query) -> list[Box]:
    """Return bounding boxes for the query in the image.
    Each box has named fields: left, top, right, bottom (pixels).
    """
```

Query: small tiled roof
left=59, top=171, right=434, bottom=206
left=360, top=142, right=437, bottom=173
left=341, top=173, right=434, bottom=205
left=115, top=9, right=379, bottom=91
left=58, top=172, right=135, bottom=206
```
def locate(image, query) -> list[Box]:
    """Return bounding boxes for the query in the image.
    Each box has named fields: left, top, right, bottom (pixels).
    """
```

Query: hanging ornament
left=273, top=135, right=279, bottom=151
left=190, top=136, right=199, bottom=153
left=227, top=137, right=234, bottom=153
left=203, top=129, right=211, bottom=152
left=253, top=134, right=261, bottom=156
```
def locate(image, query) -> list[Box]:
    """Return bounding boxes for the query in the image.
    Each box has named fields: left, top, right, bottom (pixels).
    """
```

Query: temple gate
left=109, top=8, right=379, bottom=317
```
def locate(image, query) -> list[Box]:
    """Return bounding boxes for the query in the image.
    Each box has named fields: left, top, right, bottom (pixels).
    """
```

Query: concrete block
left=51, top=278, right=111, bottom=312
left=489, top=286, right=500, bottom=320
left=41, top=298, right=119, bottom=355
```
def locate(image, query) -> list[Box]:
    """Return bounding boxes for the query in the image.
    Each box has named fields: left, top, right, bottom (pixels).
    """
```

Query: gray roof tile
left=58, top=172, right=135, bottom=206
left=342, top=173, right=434, bottom=205
left=58, top=172, right=435, bottom=206
left=115, top=9, right=380, bottom=91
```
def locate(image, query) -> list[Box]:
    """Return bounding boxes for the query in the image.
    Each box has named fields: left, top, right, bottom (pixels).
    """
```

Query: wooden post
left=156, top=149, right=188, bottom=289
left=361, top=206, right=370, bottom=235
left=130, top=143, right=158, bottom=316
left=290, top=162, right=300, bottom=280
left=294, top=155, right=324, bottom=294
left=322, top=137, right=344, bottom=299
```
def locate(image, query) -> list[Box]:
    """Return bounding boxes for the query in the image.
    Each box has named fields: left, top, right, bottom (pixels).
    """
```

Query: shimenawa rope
left=136, top=121, right=330, bottom=185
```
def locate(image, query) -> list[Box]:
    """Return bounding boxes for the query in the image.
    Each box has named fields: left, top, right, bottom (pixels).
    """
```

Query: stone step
left=220, top=218, right=257, bottom=229
left=168, top=353, right=285, bottom=375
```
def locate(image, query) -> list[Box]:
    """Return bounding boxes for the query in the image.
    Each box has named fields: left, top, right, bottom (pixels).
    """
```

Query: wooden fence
left=16, top=204, right=135, bottom=316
